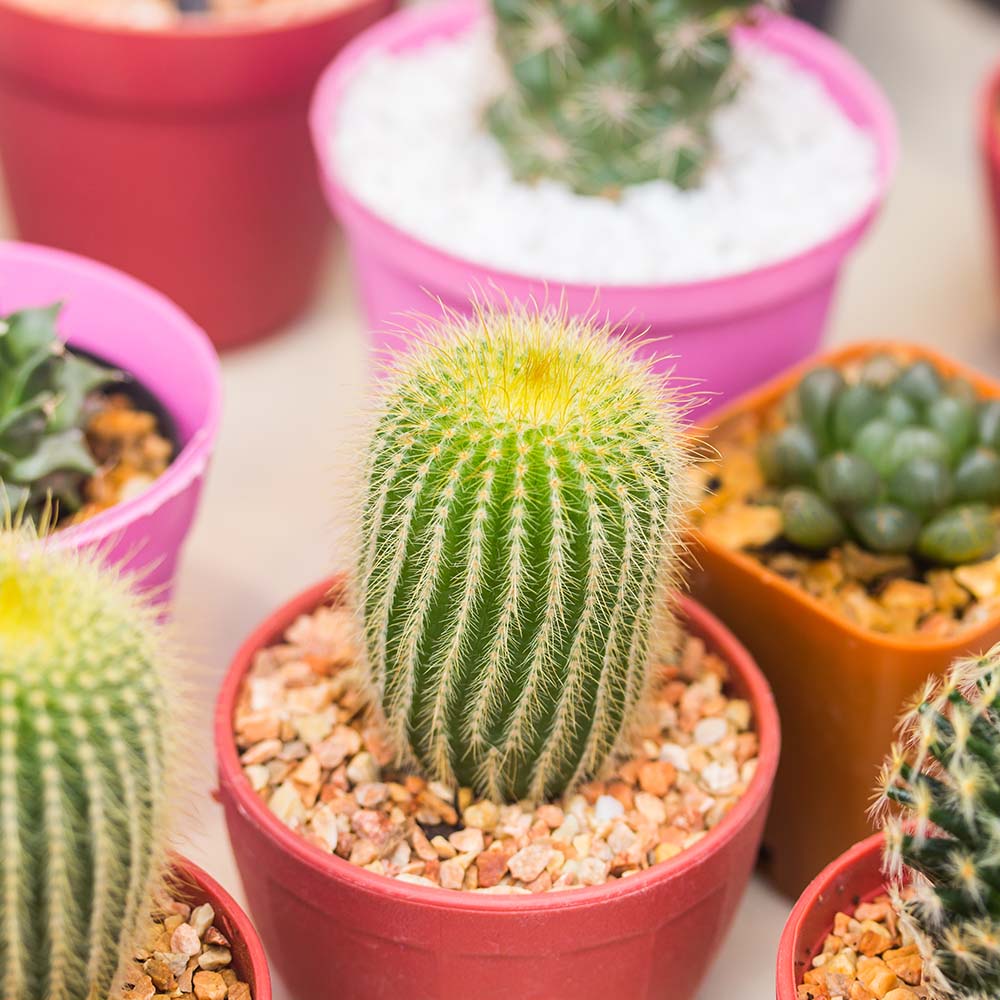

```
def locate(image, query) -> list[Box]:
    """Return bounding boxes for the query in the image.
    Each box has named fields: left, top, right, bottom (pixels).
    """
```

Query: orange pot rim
left=690, top=340, right=1000, bottom=655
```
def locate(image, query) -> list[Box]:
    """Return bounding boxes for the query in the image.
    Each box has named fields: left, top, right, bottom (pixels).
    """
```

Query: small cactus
left=0, top=304, right=120, bottom=523
left=357, top=306, right=690, bottom=802
left=0, top=525, right=176, bottom=1000
left=874, top=651, right=1000, bottom=1000
left=487, top=0, right=770, bottom=196
left=759, top=356, right=1000, bottom=565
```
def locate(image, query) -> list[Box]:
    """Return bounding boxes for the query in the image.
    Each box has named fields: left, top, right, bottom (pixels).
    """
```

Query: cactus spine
left=358, top=306, right=690, bottom=803
left=874, top=650, right=1000, bottom=1000
left=0, top=527, right=176, bottom=1000
left=487, top=0, right=765, bottom=196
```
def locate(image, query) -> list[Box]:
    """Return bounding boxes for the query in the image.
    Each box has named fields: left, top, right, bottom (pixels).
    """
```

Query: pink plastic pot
left=776, top=834, right=885, bottom=1000
left=215, top=576, right=780, bottom=1000
left=0, top=0, right=395, bottom=352
left=981, top=64, right=1000, bottom=287
left=310, top=0, right=897, bottom=409
left=171, top=854, right=272, bottom=1000
left=1, top=240, right=221, bottom=603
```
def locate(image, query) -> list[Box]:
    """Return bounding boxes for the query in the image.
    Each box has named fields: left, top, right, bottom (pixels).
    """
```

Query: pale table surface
left=5, top=0, right=1000, bottom=996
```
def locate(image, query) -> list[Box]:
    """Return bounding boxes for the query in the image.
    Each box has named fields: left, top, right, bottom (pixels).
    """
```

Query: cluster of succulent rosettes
left=0, top=526, right=176, bottom=1000
left=0, top=303, right=120, bottom=523
left=758, top=355, right=1000, bottom=566
left=358, top=305, right=691, bottom=805
left=487, top=0, right=773, bottom=197
left=874, top=649, right=1000, bottom=1000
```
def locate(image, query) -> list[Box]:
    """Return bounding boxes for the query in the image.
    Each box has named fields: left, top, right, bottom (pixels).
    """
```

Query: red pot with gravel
left=215, top=576, right=780, bottom=1000
left=0, top=0, right=394, bottom=351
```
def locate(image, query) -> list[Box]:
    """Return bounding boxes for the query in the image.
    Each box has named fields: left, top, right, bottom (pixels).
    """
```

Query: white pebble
left=331, top=24, right=879, bottom=286
left=594, top=795, right=625, bottom=823
left=701, top=761, right=739, bottom=795
left=659, top=742, right=691, bottom=771
left=694, top=717, right=728, bottom=747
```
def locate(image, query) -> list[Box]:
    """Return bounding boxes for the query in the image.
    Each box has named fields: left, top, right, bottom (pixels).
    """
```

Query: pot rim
left=0, top=240, right=222, bottom=552
left=980, top=61, right=1000, bottom=169
left=214, top=575, right=780, bottom=913
left=0, top=0, right=387, bottom=41
left=170, top=853, right=273, bottom=999
left=775, top=832, right=884, bottom=1000
left=691, top=339, right=1000, bottom=654
left=309, top=0, right=898, bottom=306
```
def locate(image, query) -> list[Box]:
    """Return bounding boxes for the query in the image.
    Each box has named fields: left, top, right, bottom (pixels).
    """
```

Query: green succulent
left=358, top=306, right=689, bottom=802
left=487, top=0, right=773, bottom=197
left=759, top=357, right=1000, bottom=565
left=876, top=650, right=1000, bottom=1000
left=0, top=304, right=120, bottom=523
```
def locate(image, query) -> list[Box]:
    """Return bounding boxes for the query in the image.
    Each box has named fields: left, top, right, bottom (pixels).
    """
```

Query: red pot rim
left=214, top=575, right=780, bottom=913
left=0, top=0, right=385, bottom=40
left=775, top=833, right=885, bottom=1000
left=309, top=0, right=898, bottom=312
left=980, top=62, right=1000, bottom=178
left=0, top=240, right=222, bottom=553
left=171, top=853, right=273, bottom=1000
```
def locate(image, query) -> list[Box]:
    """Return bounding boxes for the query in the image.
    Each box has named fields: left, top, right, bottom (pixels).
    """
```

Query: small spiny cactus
left=357, top=306, right=690, bottom=803
left=0, top=304, right=120, bottom=524
left=874, top=650, right=1000, bottom=1000
left=487, top=0, right=772, bottom=196
left=0, top=524, right=177, bottom=1000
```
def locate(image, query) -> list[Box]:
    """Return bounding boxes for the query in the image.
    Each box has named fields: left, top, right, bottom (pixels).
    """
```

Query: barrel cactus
left=358, top=307, right=690, bottom=803
left=0, top=526, right=175, bottom=1000
left=487, top=0, right=770, bottom=196
left=0, top=304, right=120, bottom=523
left=875, top=648, right=1000, bottom=1000
left=759, top=355, right=1000, bottom=565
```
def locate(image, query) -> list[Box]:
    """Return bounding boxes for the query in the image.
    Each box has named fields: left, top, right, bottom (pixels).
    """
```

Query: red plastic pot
left=171, top=854, right=272, bottom=1000
left=775, top=834, right=885, bottom=1000
left=215, top=576, right=780, bottom=1000
left=981, top=63, right=1000, bottom=287
left=0, top=0, right=394, bottom=351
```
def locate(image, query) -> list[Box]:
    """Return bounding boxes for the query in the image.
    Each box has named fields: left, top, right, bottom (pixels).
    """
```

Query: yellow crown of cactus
left=0, top=525, right=177, bottom=1000
left=357, top=306, right=691, bottom=803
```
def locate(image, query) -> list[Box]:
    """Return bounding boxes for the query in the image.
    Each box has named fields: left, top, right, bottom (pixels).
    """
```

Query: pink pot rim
left=172, top=853, right=273, bottom=999
left=980, top=62, right=1000, bottom=174
left=309, top=0, right=898, bottom=317
left=214, top=575, right=780, bottom=914
left=0, top=240, right=221, bottom=550
left=0, top=0, right=388, bottom=41
left=775, top=832, right=885, bottom=999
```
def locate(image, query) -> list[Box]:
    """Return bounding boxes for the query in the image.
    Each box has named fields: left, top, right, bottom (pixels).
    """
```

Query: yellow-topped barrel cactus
left=0, top=525, right=177, bottom=1000
left=357, top=306, right=691, bottom=803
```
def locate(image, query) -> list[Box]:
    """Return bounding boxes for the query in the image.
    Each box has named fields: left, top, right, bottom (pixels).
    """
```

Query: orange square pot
left=688, top=341, right=1000, bottom=897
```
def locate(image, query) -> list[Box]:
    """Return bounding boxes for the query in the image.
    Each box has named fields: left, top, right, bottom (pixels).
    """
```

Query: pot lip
left=214, top=575, right=780, bottom=913
left=309, top=0, right=898, bottom=303
left=0, top=240, right=222, bottom=548
left=980, top=61, right=1000, bottom=168
left=0, top=0, right=388, bottom=41
left=691, top=338, right=1000, bottom=655
left=775, top=832, right=885, bottom=1000
left=170, top=853, right=273, bottom=999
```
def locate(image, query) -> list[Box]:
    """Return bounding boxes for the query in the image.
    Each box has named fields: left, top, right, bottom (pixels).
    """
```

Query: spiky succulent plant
left=357, top=306, right=690, bottom=803
left=487, top=0, right=770, bottom=196
left=874, top=650, right=1000, bottom=1000
left=0, top=304, right=120, bottom=523
left=759, top=355, right=1000, bottom=565
left=0, top=525, right=177, bottom=1000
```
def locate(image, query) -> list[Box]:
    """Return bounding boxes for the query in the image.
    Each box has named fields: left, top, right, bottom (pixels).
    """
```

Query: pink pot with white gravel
left=1, top=241, right=221, bottom=604
left=310, top=0, right=897, bottom=410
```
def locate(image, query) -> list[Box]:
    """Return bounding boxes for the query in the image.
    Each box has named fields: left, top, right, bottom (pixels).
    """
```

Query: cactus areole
left=358, top=307, right=690, bottom=803
left=0, top=530, right=173, bottom=1000
left=487, top=0, right=767, bottom=196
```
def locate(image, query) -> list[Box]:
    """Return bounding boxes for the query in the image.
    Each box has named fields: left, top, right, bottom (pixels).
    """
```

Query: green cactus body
left=759, top=357, right=1000, bottom=565
left=487, top=0, right=764, bottom=196
left=876, top=652, right=1000, bottom=1000
left=0, top=304, right=120, bottom=524
left=358, top=308, right=688, bottom=803
left=0, top=529, right=173, bottom=1000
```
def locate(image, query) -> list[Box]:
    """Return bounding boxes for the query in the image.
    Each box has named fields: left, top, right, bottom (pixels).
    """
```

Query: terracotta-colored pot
left=0, top=0, right=394, bottom=351
left=688, top=341, right=1000, bottom=898
left=775, top=834, right=884, bottom=1000
left=215, top=577, right=780, bottom=1000
left=170, top=854, right=272, bottom=1000
left=981, top=63, right=1000, bottom=287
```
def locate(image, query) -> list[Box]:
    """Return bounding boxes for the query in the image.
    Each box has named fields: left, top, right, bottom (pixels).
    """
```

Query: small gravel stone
left=594, top=795, right=625, bottom=823
left=170, top=923, right=201, bottom=958
left=193, top=970, right=227, bottom=1000
left=198, top=947, right=233, bottom=972
left=508, top=845, right=553, bottom=884
left=694, top=717, right=728, bottom=747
